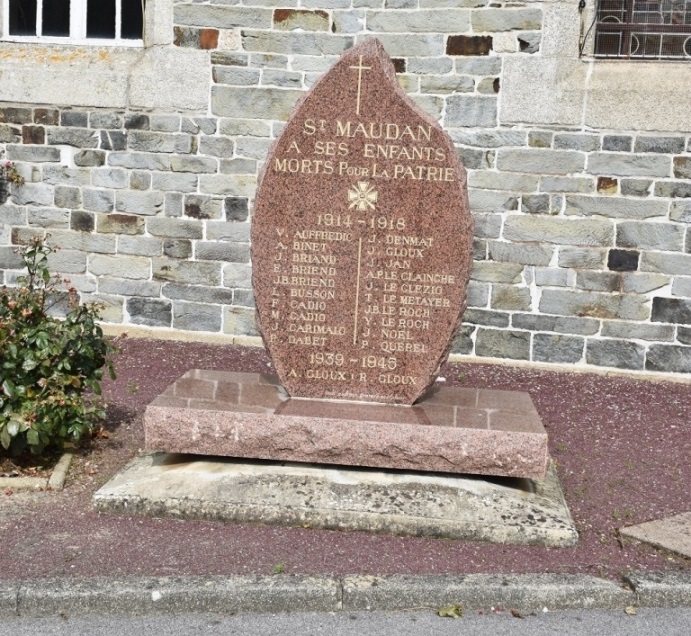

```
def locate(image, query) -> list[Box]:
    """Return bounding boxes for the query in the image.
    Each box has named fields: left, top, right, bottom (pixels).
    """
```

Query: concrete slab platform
left=144, top=370, right=549, bottom=479
left=621, top=512, right=691, bottom=559
left=93, top=453, right=578, bottom=547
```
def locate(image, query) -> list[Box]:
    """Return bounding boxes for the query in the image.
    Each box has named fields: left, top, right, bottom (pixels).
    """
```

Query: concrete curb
left=0, top=453, right=73, bottom=492
left=0, top=572, right=688, bottom=618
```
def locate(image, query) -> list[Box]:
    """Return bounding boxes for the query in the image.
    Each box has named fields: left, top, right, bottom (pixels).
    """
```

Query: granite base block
left=93, top=453, right=578, bottom=547
left=144, top=370, right=549, bottom=480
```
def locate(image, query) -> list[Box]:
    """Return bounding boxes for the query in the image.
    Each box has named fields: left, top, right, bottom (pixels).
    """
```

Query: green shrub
left=0, top=238, right=117, bottom=456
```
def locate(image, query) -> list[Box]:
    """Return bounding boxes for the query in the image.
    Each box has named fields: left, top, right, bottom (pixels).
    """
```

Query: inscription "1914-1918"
left=252, top=39, right=473, bottom=405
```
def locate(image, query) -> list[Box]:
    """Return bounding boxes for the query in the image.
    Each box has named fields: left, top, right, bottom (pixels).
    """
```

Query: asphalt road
left=3, top=609, right=691, bottom=636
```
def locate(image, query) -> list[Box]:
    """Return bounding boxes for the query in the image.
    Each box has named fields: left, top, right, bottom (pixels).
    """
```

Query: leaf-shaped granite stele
left=252, top=38, right=473, bottom=405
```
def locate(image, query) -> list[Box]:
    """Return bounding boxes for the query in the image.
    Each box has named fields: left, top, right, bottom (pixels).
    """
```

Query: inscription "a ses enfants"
left=273, top=119, right=456, bottom=183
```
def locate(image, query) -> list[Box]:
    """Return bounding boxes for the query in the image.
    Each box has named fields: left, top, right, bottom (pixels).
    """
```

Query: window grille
left=594, top=0, right=691, bottom=59
left=5, top=0, right=145, bottom=45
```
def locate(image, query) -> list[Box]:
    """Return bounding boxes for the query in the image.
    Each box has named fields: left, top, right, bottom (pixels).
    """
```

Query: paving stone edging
left=0, top=573, right=689, bottom=617
left=0, top=454, right=73, bottom=493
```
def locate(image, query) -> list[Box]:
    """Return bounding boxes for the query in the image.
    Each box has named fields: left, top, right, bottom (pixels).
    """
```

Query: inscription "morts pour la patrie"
left=252, top=39, right=473, bottom=405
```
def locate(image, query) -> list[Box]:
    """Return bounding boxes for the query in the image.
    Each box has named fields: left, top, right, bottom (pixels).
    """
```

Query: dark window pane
left=121, top=0, right=145, bottom=39
left=87, top=0, right=116, bottom=39
left=9, top=0, right=37, bottom=36
left=42, top=0, right=70, bottom=37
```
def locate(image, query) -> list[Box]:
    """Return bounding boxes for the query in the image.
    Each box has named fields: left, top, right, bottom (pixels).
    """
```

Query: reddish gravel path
left=1, top=339, right=689, bottom=582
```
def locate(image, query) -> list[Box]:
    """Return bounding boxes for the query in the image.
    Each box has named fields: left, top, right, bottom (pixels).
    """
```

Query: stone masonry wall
left=1, top=1, right=691, bottom=375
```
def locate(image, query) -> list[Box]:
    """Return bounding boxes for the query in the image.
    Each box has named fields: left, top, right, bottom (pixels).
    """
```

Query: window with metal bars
left=4, top=0, right=145, bottom=44
left=594, top=0, right=691, bottom=58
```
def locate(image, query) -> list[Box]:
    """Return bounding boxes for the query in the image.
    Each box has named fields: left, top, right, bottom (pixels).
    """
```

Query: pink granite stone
left=252, top=38, right=473, bottom=405
left=145, top=371, right=549, bottom=479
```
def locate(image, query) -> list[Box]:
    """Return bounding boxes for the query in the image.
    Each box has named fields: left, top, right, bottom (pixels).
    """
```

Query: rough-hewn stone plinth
left=144, top=370, right=549, bottom=479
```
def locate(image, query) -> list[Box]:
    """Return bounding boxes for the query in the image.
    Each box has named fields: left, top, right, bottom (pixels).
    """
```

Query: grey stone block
left=250, top=53, right=290, bottom=69
left=128, top=171, right=149, bottom=191
left=42, top=166, right=91, bottom=187
left=553, top=133, right=600, bottom=152
left=471, top=8, right=542, bottom=32
left=471, top=261, right=524, bottom=283
left=565, top=195, right=666, bottom=220
left=586, top=338, right=645, bottom=370
left=527, top=131, right=552, bottom=148
left=98, top=213, right=145, bottom=235
left=532, top=334, right=584, bottom=364
left=220, top=158, right=257, bottom=175
left=673, top=156, right=691, bottom=179
left=490, top=284, right=532, bottom=311
left=620, top=179, right=652, bottom=197
left=450, top=130, right=526, bottom=148
left=74, top=150, right=106, bottom=167
left=454, top=57, right=502, bottom=75
left=463, top=308, right=510, bottom=327
left=587, top=153, right=670, bottom=178
left=517, top=31, right=541, bottom=53
left=497, top=149, right=584, bottom=175
left=49, top=229, right=116, bottom=254
left=487, top=241, right=553, bottom=266
left=77, top=293, right=123, bottom=323
left=356, top=33, right=444, bottom=56
left=108, top=152, right=171, bottom=171
left=233, top=289, right=255, bottom=308
left=468, top=171, right=538, bottom=192
left=672, top=276, right=691, bottom=297
left=153, top=258, right=223, bottom=286
left=621, top=272, right=669, bottom=294
left=173, top=301, right=223, bottom=332
left=126, top=298, right=172, bottom=327
left=92, top=168, right=128, bottom=189
left=449, top=324, right=475, bottom=354
left=5, top=144, right=60, bottom=162
left=61, top=111, right=88, bottom=127
left=147, top=218, right=203, bottom=240
left=170, top=156, right=218, bottom=174
left=646, top=345, right=691, bottom=373
left=576, top=271, right=621, bottom=293
left=223, top=306, right=259, bottom=337
left=54, top=185, right=81, bottom=209
left=262, top=69, right=303, bottom=88
left=540, top=289, right=649, bottom=321
left=540, top=176, right=594, bottom=194
left=446, top=95, right=497, bottom=127
left=512, top=313, right=600, bottom=336
left=654, top=180, right=691, bottom=198
left=213, top=66, right=262, bottom=86
left=199, top=137, right=236, bottom=158
left=243, top=31, right=353, bottom=55
left=165, top=193, right=184, bottom=218
left=212, top=86, right=303, bottom=121
left=0, top=246, right=25, bottom=269
left=27, top=207, right=69, bottom=229
left=151, top=173, right=198, bottom=193
left=174, top=5, right=271, bottom=29
left=89, top=255, right=151, bottom=280
left=115, top=191, right=164, bottom=216
left=617, top=222, right=685, bottom=251
left=456, top=147, right=486, bottom=170
left=641, top=252, right=691, bottom=276
left=13, top=183, right=54, bottom=206
left=466, top=280, right=489, bottom=307
left=476, top=328, right=530, bottom=360
left=163, top=284, right=235, bottom=305
left=678, top=327, right=691, bottom=345
left=534, top=267, right=569, bottom=287
left=163, top=239, right=193, bottom=259
left=522, top=194, right=551, bottom=215
left=128, top=131, right=192, bottom=154
left=601, top=321, right=675, bottom=342
left=368, top=9, right=470, bottom=33
left=70, top=211, right=95, bottom=232
left=47, top=127, right=99, bottom=148
left=116, top=236, right=162, bottom=257
left=602, top=135, right=632, bottom=152
left=651, top=297, right=691, bottom=324
left=504, top=216, right=613, bottom=247
left=235, top=138, right=273, bottom=159
left=420, top=75, right=474, bottom=94
left=634, top=136, right=685, bottom=154
left=83, top=189, right=115, bottom=213
left=558, top=247, right=607, bottom=269
left=406, top=56, right=453, bottom=74
left=184, top=195, right=223, bottom=221
left=99, top=278, right=161, bottom=298
left=218, top=119, right=272, bottom=138
left=150, top=115, right=181, bottom=133
left=222, top=263, right=252, bottom=289
left=470, top=191, right=518, bottom=214
left=195, top=242, right=251, bottom=263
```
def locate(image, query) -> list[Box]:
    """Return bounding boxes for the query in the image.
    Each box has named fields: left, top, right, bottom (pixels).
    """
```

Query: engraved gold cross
left=349, top=55, right=371, bottom=116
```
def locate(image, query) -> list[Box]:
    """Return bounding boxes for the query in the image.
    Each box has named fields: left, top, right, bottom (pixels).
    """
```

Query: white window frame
left=1, top=0, right=145, bottom=47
